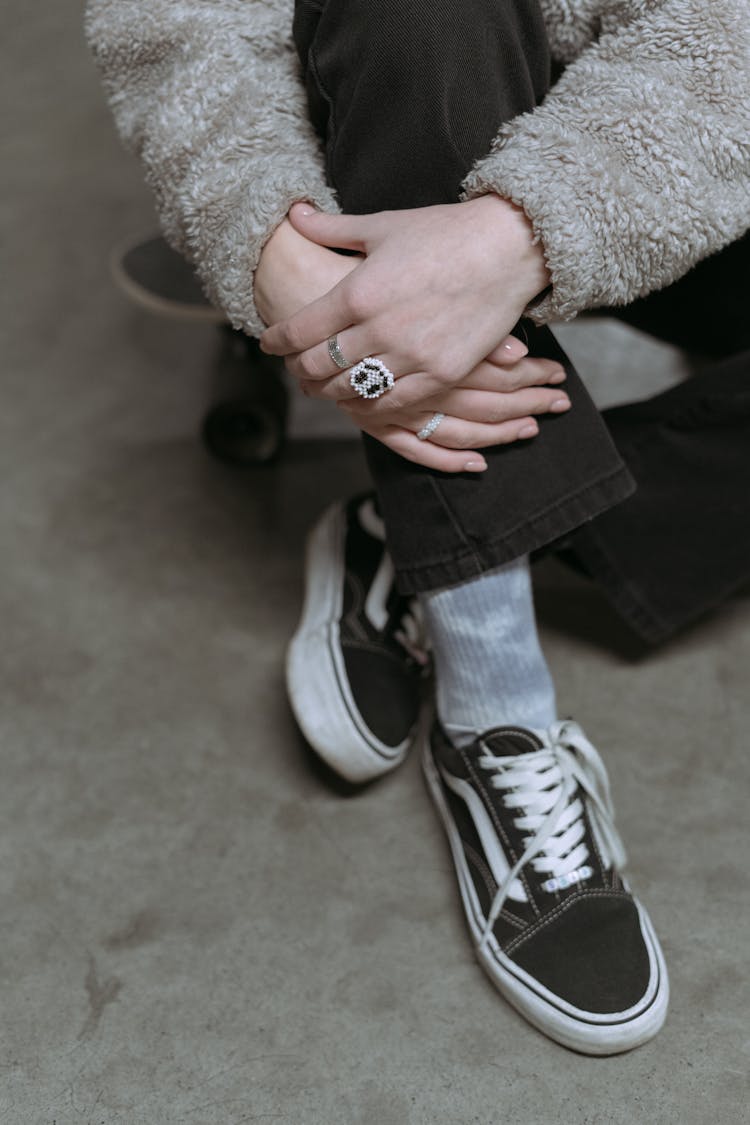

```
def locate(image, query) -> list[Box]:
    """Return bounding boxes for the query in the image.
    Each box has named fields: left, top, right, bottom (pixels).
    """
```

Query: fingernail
left=463, top=459, right=487, bottom=472
left=503, top=339, right=529, bottom=359
left=519, top=423, right=538, bottom=438
left=548, top=369, right=566, bottom=384
left=550, top=398, right=571, bottom=412
left=296, top=203, right=317, bottom=216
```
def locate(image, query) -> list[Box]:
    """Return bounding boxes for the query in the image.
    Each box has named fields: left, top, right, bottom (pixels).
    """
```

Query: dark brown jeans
left=292, top=0, right=634, bottom=593
left=293, top=0, right=750, bottom=641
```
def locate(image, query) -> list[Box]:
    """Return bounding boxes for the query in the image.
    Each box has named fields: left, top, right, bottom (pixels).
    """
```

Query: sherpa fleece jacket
left=85, top=0, right=749, bottom=338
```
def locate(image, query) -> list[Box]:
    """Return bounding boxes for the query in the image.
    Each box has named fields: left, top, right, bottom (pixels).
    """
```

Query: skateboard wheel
left=203, top=330, right=289, bottom=465
left=202, top=399, right=286, bottom=465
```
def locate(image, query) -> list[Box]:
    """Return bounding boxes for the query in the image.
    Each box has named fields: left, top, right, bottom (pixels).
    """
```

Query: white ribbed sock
left=419, top=556, right=556, bottom=746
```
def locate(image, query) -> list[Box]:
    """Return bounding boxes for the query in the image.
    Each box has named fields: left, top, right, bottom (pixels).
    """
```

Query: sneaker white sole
left=422, top=737, right=670, bottom=1055
left=286, top=502, right=414, bottom=784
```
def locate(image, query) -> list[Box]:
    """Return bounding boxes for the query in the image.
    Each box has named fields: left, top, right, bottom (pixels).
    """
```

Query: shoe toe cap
left=511, top=893, right=655, bottom=1015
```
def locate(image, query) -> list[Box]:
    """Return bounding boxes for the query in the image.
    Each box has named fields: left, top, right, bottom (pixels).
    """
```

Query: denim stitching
left=398, top=463, right=633, bottom=583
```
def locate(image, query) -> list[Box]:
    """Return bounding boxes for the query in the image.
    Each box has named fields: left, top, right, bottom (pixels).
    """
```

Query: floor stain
left=78, top=953, right=123, bottom=1040
left=103, top=908, right=159, bottom=951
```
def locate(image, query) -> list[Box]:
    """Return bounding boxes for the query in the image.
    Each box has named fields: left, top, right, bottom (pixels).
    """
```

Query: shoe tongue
left=480, top=727, right=546, bottom=756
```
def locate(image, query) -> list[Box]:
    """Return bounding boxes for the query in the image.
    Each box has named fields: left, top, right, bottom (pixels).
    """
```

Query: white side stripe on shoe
left=439, top=766, right=529, bottom=903
left=364, top=550, right=394, bottom=633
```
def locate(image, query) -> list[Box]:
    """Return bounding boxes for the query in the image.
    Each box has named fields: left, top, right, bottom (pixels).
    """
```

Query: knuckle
left=431, top=362, right=457, bottom=386
left=323, top=380, right=347, bottom=401
left=298, top=351, right=325, bottom=379
left=295, top=353, right=314, bottom=378
left=385, top=390, right=407, bottom=411
left=534, top=359, right=562, bottom=383
left=508, top=370, right=529, bottom=391
left=451, top=426, right=473, bottom=450
left=283, top=324, right=306, bottom=354
left=384, top=433, right=414, bottom=460
left=343, top=282, right=372, bottom=321
left=498, top=372, right=521, bottom=391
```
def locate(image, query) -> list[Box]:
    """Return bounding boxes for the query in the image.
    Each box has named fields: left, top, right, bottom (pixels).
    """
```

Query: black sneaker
left=286, top=495, right=427, bottom=783
left=423, top=720, right=669, bottom=1054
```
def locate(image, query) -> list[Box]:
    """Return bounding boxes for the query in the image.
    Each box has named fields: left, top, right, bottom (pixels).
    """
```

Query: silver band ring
left=416, top=412, right=445, bottom=441
left=327, top=335, right=351, bottom=370
left=349, top=357, right=395, bottom=399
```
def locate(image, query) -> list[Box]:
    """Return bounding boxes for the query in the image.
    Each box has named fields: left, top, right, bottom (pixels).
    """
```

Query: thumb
left=288, top=202, right=370, bottom=253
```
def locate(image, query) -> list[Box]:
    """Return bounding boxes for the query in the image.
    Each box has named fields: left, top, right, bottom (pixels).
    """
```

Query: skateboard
left=110, top=234, right=289, bottom=464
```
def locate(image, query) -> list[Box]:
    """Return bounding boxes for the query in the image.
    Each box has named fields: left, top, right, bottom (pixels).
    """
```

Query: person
left=85, top=0, right=749, bottom=1055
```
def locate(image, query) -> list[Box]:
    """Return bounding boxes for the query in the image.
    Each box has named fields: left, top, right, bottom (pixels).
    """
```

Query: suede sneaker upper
left=424, top=720, right=668, bottom=1053
left=287, top=494, right=426, bottom=782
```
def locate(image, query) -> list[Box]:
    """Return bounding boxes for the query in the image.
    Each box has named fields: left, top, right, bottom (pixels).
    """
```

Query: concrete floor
left=2, top=5, right=748, bottom=1122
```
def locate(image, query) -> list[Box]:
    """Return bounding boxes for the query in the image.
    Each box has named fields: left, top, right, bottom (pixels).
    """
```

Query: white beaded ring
left=416, top=412, right=446, bottom=441
left=349, top=357, right=395, bottom=399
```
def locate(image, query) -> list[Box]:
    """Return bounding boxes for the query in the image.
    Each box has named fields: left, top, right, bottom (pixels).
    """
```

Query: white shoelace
left=478, top=720, right=627, bottom=950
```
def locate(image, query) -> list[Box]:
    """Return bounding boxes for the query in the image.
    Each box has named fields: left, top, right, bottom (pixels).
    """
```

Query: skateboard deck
left=109, top=233, right=226, bottom=323
left=111, top=234, right=290, bottom=463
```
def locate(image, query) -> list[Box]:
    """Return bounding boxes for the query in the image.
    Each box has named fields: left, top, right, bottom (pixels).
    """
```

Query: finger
left=299, top=362, right=391, bottom=402
left=367, top=412, right=540, bottom=449
left=414, top=386, right=571, bottom=422
left=284, top=325, right=379, bottom=382
left=361, top=424, right=488, bottom=474
left=491, top=335, right=529, bottom=365
left=342, top=386, right=569, bottom=429
left=287, top=203, right=371, bottom=254
left=308, top=368, right=446, bottom=408
left=427, top=416, right=541, bottom=449
left=301, top=370, right=367, bottom=401
left=456, top=356, right=567, bottom=393
left=340, top=356, right=563, bottom=400
left=260, top=277, right=358, bottom=357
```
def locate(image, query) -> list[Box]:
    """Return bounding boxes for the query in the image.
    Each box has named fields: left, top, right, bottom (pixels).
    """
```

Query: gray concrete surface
left=1, top=4, right=748, bottom=1122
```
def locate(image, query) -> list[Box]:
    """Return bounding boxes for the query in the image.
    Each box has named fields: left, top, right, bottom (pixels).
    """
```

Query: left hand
left=339, top=351, right=569, bottom=473
left=260, top=197, right=550, bottom=412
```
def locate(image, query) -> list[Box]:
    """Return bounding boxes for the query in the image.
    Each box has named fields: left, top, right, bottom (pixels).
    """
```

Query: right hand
left=255, top=215, right=569, bottom=471
left=261, top=197, right=551, bottom=411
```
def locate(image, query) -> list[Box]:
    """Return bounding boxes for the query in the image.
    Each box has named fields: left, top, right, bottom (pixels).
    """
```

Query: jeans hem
left=569, top=512, right=750, bottom=646
left=394, top=463, right=636, bottom=594
left=564, top=525, right=671, bottom=644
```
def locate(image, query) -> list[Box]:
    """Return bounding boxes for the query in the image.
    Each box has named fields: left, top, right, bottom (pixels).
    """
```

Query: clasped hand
left=256, top=198, right=569, bottom=472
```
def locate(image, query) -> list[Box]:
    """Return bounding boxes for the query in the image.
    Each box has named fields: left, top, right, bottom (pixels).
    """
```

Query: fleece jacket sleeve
left=463, top=0, right=750, bottom=322
left=85, top=0, right=339, bottom=337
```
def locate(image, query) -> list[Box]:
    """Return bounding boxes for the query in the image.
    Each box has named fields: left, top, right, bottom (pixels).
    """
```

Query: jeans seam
left=307, top=47, right=339, bottom=188
left=427, top=474, right=484, bottom=571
